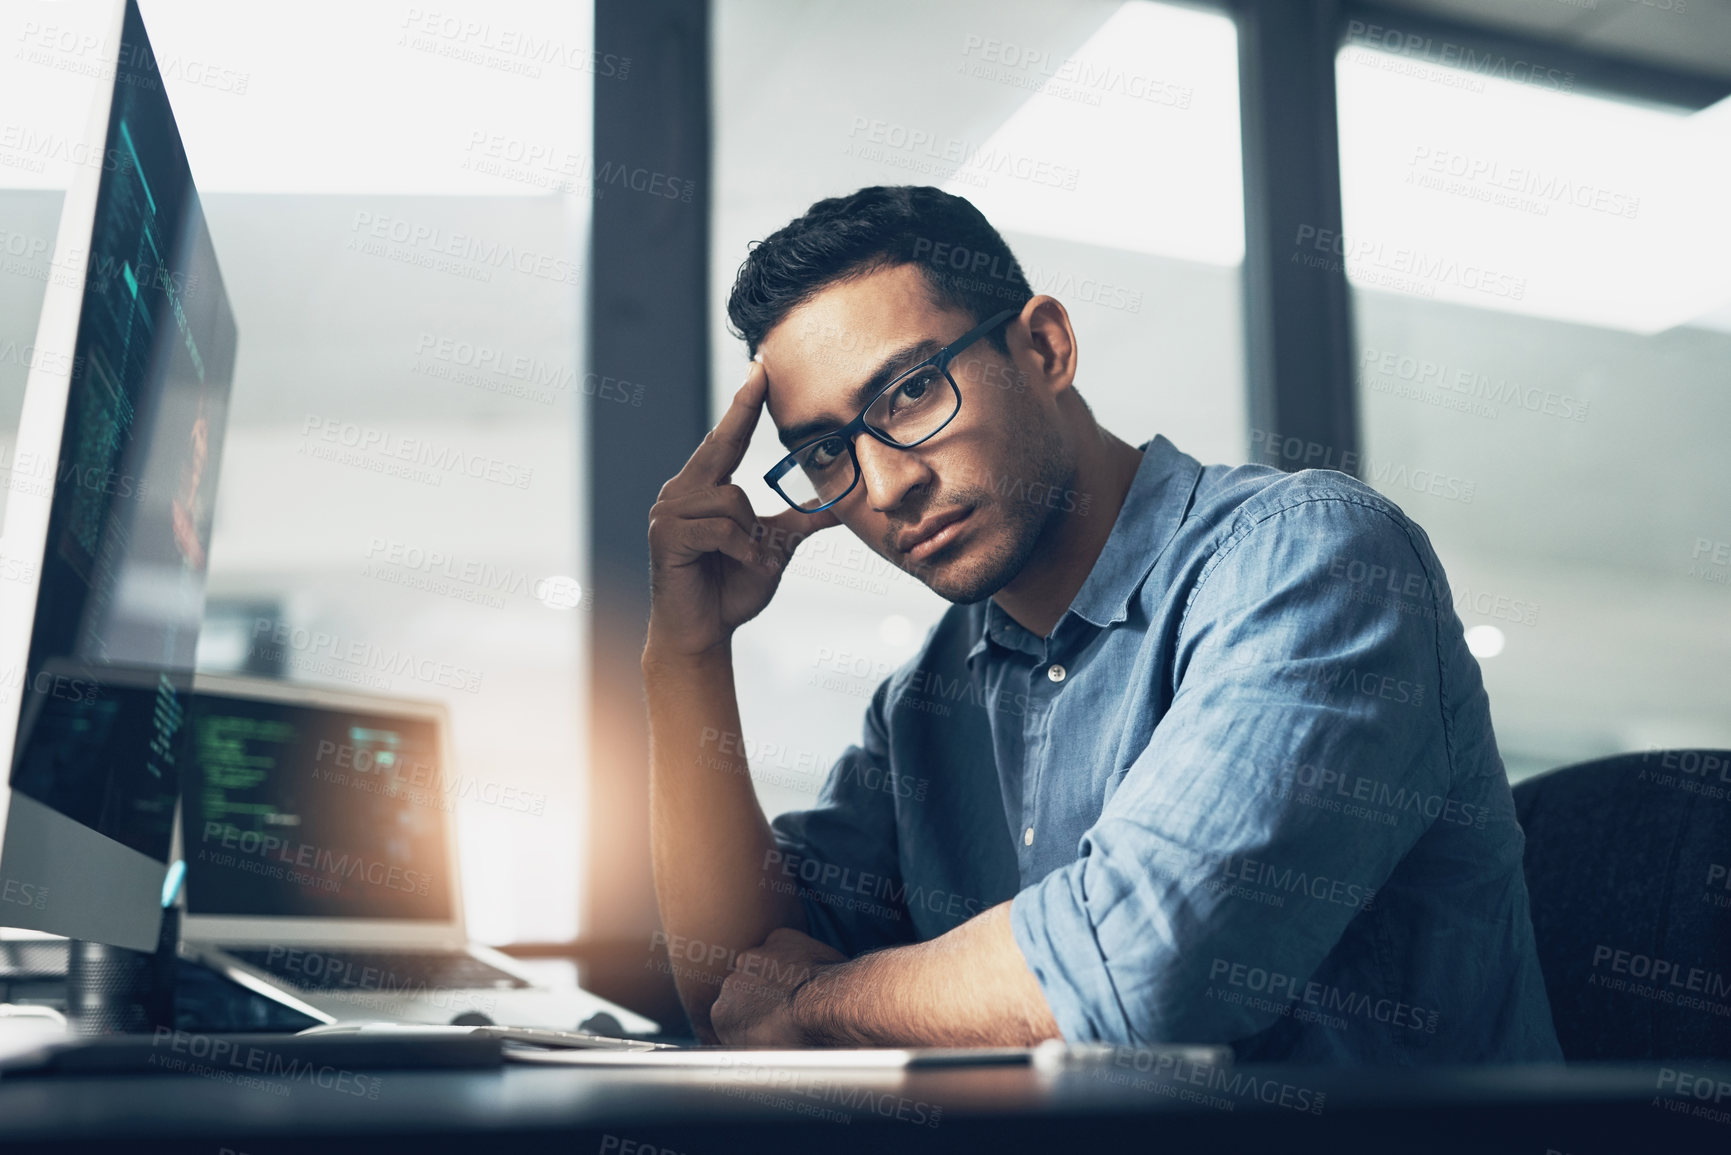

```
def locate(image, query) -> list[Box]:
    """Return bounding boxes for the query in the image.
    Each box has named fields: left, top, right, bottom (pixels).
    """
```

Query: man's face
left=760, top=263, right=1073, bottom=604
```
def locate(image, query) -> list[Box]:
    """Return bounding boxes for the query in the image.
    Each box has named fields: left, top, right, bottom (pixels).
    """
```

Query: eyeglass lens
left=776, top=366, right=957, bottom=510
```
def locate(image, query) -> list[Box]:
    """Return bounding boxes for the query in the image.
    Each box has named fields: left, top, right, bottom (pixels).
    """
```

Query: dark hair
left=725, top=185, right=1033, bottom=360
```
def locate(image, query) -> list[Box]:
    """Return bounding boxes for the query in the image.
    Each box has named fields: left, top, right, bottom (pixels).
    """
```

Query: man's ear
left=1015, top=295, right=1078, bottom=399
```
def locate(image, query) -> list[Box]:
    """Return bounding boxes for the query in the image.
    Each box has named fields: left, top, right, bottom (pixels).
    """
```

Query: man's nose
left=853, top=434, right=930, bottom=513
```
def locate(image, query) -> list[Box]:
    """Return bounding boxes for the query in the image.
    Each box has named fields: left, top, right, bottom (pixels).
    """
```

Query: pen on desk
left=1030, top=1039, right=1233, bottom=1075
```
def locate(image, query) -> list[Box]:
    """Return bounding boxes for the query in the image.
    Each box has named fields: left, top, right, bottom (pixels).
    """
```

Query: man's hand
left=714, top=903, right=1062, bottom=1048
left=645, top=358, right=841, bottom=660
left=642, top=357, right=836, bottom=1042
left=710, top=927, right=846, bottom=1046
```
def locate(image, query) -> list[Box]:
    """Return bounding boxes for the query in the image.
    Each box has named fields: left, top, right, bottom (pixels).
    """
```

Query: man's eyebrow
left=776, top=337, right=944, bottom=449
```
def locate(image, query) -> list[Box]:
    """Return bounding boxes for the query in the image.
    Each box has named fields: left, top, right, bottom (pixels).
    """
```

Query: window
left=1336, top=24, right=1731, bottom=778
left=139, top=0, right=597, bottom=942
left=711, top=0, right=1246, bottom=818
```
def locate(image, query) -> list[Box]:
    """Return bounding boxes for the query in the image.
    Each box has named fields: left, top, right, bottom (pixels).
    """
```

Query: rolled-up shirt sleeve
left=1012, top=495, right=1454, bottom=1045
left=768, top=680, right=916, bottom=958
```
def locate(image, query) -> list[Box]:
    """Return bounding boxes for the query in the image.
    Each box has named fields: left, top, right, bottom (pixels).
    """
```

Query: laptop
left=177, top=674, right=659, bottom=1036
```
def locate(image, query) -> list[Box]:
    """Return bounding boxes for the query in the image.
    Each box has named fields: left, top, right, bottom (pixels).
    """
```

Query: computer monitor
left=179, top=678, right=459, bottom=931
left=0, top=0, right=234, bottom=952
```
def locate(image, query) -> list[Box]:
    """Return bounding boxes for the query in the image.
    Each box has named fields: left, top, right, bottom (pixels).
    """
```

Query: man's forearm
left=645, top=644, right=806, bottom=1041
left=792, top=901, right=1062, bottom=1046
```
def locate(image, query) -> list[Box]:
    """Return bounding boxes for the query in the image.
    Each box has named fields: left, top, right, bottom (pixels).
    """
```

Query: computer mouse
left=448, top=1011, right=495, bottom=1026
left=577, top=1011, right=623, bottom=1036
left=295, top=1021, right=478, bottom=1037
left=296, top=1021, right=375, bottom=1035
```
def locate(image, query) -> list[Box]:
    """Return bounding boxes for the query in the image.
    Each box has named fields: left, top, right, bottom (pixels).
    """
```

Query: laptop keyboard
left=225, top=947, right=532, bottom=993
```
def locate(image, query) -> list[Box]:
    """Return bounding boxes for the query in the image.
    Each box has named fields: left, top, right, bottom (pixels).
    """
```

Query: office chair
left=1512, top=749, right=1731, bottom=1061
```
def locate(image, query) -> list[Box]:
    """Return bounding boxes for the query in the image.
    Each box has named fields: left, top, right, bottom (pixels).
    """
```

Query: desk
left=0, top=1057, right=1725, bottom=1153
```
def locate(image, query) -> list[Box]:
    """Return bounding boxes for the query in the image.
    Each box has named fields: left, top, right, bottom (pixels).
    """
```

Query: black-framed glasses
left=764, top=307, right=1019, bottom=513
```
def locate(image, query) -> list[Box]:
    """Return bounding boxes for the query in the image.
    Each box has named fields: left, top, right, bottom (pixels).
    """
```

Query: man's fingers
left=651, top=485, right=759, bottom=541
left=652, top=515, right=780, bottom=573
left=669, top=359, right=768, bottom=495
left=652, top=487, right=838, bottom=571
left=755, top=505, right=841, bottom=564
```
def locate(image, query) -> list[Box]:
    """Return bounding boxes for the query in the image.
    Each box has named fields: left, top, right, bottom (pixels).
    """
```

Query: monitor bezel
left=0, top=0, right=175, bottom=954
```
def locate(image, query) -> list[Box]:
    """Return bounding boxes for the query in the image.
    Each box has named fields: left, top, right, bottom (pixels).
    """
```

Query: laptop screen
left=181, top=689, right=455, bottom=921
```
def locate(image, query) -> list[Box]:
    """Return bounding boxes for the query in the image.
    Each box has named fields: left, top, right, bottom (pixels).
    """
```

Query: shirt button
left=1024, top=826, right=1035, bottom=846
left=1047, top=664, right=1066, bottom=683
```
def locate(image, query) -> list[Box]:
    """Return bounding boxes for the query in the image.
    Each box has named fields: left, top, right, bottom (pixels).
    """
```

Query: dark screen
left=6, top=0, right=235, bottom=863
left=181, top=692, right=456, bottom=922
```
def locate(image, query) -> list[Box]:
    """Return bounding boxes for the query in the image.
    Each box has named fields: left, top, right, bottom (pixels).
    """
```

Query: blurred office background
left=1, top=0, right=1727, bottom=1015
left=2, top=0, right=594, bottom=948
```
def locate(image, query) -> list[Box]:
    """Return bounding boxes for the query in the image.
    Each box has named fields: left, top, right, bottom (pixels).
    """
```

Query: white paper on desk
left=0, top=1017, right=66, bottom=1070
left=503, top=1045, right=1034, bottom=1069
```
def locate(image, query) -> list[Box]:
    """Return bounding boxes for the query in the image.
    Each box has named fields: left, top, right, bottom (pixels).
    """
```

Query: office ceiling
left=1368, top=0, right=1731, bottom=84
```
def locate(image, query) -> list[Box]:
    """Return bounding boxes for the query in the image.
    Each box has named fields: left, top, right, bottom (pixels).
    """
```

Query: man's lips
left=897, top=506, right=973, bottom=560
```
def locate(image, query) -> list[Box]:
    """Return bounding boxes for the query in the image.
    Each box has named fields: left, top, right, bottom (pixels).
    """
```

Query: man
left=643, top=185, right=1560, bottom=1062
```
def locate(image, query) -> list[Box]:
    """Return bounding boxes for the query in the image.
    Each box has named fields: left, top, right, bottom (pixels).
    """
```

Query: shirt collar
left=967, top=434, right=1201, bottom=661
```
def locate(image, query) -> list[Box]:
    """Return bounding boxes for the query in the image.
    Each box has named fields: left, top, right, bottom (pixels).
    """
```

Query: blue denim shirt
left=769, top=435, right=1562, bottom=1063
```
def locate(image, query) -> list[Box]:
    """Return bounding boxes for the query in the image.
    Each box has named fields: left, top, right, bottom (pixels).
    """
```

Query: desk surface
left=0, top=1056, right=1726, bottom=1154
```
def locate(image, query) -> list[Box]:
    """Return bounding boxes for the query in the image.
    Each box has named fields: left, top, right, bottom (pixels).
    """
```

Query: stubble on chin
left=888, top=414, right=1076, bottom=604
left=910, top=499, right=1027, bottom=604
left=914, top=470, right=1069, bottom=604
left=935, top=422, right=1075, bottom=603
